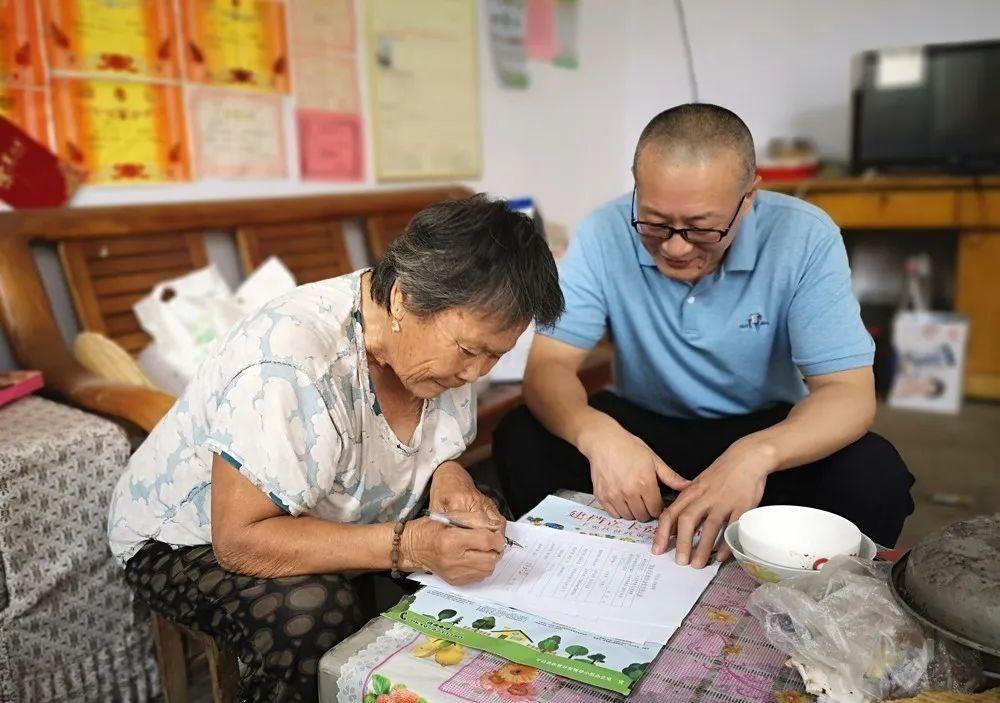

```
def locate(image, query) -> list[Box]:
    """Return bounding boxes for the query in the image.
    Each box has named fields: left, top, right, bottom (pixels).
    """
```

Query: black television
left=851, top=39, right=1000, bottom=174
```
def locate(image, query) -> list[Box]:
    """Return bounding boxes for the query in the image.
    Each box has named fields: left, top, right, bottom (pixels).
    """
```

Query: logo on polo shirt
left=740, top=312, right=770, bottom=331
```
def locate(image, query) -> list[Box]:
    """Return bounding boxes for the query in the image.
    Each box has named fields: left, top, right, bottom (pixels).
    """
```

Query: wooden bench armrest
left=65, top=375, right=176, bottom=433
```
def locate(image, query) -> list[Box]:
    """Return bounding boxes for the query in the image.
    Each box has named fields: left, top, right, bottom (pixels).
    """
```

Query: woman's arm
left=210, top=454, right=505, bottom=582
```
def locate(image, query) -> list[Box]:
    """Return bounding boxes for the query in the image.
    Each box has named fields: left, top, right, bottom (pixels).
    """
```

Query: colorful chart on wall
left=366, top=0, right=481, bottom=181
left=39, top=0, right=179, bottom=79
left=1, top=0, right=46, bottom=86
left=188, top=86, right=286, bottom=179
left=50, top=77, right=190, bottom=183
left=181, top=0, right=289, bottom=92
left=0, top=84, right=50, bottom=147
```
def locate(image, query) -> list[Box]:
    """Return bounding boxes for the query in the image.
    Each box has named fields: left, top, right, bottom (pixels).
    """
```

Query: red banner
left=0, top=115, right=82, bottom=208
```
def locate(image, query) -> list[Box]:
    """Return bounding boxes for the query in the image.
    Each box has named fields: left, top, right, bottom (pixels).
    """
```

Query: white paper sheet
left=414, top=521, right=716, bottom=643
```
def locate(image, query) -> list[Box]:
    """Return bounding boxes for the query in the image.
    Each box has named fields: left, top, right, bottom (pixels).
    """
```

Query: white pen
left=423, top=510, right=523, bottom=548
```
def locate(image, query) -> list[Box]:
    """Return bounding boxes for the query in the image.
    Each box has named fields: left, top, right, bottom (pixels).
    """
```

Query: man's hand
left=652, top=438, right=776, bottom=568
left=579, top=417, right=689, bottom=521
left=429, top=461, right=504, bottom=531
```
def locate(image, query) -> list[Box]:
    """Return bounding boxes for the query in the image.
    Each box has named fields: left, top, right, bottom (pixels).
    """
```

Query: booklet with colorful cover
left=383, top=585, right=660, bottom=695
left=522, top=493, right=659, bottom=543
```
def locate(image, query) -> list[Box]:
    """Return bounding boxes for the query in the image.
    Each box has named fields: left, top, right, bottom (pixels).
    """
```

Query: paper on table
left=414, top=522, right=717, bottom=642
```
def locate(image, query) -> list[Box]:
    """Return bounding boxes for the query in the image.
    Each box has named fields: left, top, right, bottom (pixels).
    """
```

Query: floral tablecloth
left=319, top=562, right=807, bottom=703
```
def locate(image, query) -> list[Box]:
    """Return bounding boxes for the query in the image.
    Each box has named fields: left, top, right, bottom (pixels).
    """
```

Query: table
left=318, top=491, right=807, bottom=703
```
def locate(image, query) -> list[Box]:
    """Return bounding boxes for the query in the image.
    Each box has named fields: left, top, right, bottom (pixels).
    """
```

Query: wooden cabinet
left=956, top=231, right=1000, bottom=398
left=770, top=176, right=1000, bottom=400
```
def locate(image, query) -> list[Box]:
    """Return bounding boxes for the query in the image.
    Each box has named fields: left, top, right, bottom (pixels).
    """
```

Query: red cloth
left=0, top=116, right=82, bottom=208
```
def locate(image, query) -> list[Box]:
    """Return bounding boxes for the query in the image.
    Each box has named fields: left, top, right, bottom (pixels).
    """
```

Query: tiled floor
left=872, top=400, right=1000, bottom=549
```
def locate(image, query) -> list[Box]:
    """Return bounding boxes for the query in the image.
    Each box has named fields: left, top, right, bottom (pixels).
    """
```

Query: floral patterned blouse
left=108, top=270, right=476, bottom=565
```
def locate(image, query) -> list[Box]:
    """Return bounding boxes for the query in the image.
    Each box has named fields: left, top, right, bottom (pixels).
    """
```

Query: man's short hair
left=633, top=104, right=756, bottom=186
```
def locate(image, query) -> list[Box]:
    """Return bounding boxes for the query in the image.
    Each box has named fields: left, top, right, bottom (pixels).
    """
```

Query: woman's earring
left=391, top=318, right=401, bottom=333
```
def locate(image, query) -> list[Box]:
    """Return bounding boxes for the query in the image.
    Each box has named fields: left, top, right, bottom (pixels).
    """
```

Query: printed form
left=415, top=521, right=717, bottom=643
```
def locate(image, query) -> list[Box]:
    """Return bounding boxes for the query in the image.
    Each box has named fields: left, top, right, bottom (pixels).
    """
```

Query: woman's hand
left=430, top=461, right=505, bottom=531
left=400, top=516, right=506, bottom=585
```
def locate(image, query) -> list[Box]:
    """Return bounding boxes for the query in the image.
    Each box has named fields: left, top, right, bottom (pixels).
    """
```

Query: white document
left=414, top=521, right=716, bottom=643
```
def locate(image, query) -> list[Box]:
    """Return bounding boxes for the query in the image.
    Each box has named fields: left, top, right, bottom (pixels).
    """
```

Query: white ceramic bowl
left=737, top=505, right=862, bottom=570
left=724, top=522, right=877, bottom=584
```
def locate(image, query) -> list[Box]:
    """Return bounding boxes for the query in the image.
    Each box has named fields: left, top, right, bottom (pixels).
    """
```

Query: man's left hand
left=430, top=461, right=505, bottom=531
left=652, top=439, right=776, bottom=568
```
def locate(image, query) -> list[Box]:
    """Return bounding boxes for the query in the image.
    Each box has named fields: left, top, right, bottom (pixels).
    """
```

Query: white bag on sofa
left=134, top=258, right=296, bottom=392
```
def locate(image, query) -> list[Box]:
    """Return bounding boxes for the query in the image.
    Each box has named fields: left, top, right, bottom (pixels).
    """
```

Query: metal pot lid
left=896, top=514, right=1000, bottom=653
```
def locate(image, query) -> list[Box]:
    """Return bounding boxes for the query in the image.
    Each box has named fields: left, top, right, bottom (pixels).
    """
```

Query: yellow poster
left=40, top=0, right=179, bottom=78
left=0, top=84, right=50, bottom=147
left=366, top=0, right=481, bottom=181
left=1, top=0, right=46, bottom=86
left=181, top=0, right=289, bottom=92
left=50, top=77, right=190, bottom=183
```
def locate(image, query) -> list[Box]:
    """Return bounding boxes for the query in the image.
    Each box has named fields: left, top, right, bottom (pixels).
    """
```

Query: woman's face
left=390, top=306, right=527, bottom=399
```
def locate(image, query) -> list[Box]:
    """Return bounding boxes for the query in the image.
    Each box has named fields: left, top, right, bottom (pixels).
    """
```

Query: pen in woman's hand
left=423, top=510, right=523, bottom=548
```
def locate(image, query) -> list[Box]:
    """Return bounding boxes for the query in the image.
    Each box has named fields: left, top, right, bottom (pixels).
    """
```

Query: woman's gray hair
left=370, top=194, right=564, bottom=329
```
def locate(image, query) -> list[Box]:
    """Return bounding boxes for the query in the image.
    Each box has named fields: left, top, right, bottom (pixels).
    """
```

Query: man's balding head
left=633, top=104, right=756, bottom=187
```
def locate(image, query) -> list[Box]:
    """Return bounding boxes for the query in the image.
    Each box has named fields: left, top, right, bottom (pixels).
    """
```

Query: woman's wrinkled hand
left=430, top=461, right=505, bottom=531
left=400, top=517, right=506, bottom=585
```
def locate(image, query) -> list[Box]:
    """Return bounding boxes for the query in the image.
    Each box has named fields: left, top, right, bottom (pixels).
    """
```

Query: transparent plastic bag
left=747, top=556, right=982, bottom=702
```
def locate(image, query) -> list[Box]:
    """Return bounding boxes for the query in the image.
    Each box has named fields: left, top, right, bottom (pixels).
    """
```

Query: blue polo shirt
left=542, top=190, right=874, bottom=419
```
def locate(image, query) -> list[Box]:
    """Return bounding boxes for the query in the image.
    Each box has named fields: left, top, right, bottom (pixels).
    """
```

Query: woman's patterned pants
left=124, top=540, right=364, bottom=702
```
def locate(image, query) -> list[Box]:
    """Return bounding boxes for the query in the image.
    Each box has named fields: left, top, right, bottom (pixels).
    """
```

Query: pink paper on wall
left=524, top=0, right=556, bottom=60
left=297, top=110, right=362, bottom=181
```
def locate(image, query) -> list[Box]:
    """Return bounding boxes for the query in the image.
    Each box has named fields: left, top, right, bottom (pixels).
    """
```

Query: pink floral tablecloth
left=322, top=562, right=808, bottom=703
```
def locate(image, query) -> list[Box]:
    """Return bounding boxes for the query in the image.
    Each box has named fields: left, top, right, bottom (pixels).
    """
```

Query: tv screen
left=852, top=39, right=1000, bottom=174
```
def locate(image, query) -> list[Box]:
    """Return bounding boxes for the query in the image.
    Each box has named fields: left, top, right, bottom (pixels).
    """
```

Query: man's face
left=633, top=150, right=758, bottom=282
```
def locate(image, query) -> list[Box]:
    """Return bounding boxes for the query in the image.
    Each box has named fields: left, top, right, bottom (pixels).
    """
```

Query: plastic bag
left=747, top=556, right=982, bottom=703
left=134, top=257, right=296, bottom=388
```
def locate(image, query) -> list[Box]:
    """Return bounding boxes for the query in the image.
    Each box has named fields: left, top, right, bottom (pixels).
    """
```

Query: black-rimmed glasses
left=630, top=186, right=748, bottom=244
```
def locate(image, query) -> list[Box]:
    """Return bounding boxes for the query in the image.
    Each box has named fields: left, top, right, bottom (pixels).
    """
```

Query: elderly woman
left=107, top=195, right=563, bottom=701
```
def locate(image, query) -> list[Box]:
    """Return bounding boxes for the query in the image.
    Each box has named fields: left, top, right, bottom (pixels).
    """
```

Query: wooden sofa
left=0, top=186, right=612, bottom=702
left=0, top=186, right=611, bottom=455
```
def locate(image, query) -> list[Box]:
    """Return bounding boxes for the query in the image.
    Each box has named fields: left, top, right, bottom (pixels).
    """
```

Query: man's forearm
left=523, top=359, right=617, bottom=451
left=741, top=376, right=876, bottom=474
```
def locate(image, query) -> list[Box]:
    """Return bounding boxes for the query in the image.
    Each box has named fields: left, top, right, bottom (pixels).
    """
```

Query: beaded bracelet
left=390, top=520, right=406, bottom=579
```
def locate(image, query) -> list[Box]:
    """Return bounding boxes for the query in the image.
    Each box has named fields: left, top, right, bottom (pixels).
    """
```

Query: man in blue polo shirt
left=494, top=104, right=914, bottom=568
